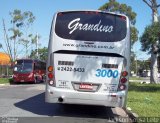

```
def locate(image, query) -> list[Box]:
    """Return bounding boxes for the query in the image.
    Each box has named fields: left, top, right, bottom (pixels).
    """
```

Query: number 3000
left=95, top=69, right=119, bottom=78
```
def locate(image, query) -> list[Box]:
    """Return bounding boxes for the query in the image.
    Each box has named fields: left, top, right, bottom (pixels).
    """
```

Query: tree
left=143, top=0, right=160, bottom=22
left=142, top=0, right=160, bottom=83
left=130, top=51, right=137, bottom=73
left=9, top=9, right=36, bottom=60
left=1, top=19, right=13, bottom=62
left=30, top=47, right=48, bottom=61
left=140, top=22, right=160, bottom=83
left=99, top=0, right=138, bottom=46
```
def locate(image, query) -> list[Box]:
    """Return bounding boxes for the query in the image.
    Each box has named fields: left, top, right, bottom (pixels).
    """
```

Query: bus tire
left=13, top=81, right=17, bottom=84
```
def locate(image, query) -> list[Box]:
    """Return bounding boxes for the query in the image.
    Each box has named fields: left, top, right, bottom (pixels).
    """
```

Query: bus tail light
left=121, top=71, right=128, bottom=77
left=49, top=80, right=54, bottom=85
left=120, top=16, right=126, bottom=21
left=48, top=66, right=53, bottom=72
left=47, top=66, right=55, bottom=86
left=120, top=78, right=127, bottom=83
left=118, top=71, right=128, bottom=91
left=48, top=73, right=54, bottom=79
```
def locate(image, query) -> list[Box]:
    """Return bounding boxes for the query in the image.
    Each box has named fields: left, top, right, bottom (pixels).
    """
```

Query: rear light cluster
left=47, top=66, right=55, bottom=86
left=120, top=16, right=126, bottom=21
left=118, top=71, right=128, bottom=91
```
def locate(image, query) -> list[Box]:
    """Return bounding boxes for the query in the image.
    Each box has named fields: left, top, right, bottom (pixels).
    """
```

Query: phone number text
left=57, top=67, right=85, bottom=72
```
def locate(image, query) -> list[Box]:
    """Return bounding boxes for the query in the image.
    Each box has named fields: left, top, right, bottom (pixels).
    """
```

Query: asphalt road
left=0, top=83, right=130, bottom=123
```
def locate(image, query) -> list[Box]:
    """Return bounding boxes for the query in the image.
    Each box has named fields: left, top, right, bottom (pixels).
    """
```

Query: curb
left=125, top=107, right=138, bottom=123
left=0, top=83, right=10, bottom=86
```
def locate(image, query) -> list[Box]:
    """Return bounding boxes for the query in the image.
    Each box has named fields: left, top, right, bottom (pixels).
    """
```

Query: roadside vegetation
left=0, top=78, right=12, bottom=84
left=127, top=82, right=160, bottom=117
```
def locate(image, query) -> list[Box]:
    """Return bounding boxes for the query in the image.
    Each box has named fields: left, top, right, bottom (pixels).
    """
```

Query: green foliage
left=140, top=22, right=160, bottom=53
left=10, top=9, right=35, bottom=28
left=130, top=26, right=138, bottom=45
left=9, top=28, right=22, bottom=40
left=31, top=34, right=41, bottom=44
left=10, top=10, right=23, bottom=24
left=99, top=0, right=138, bottom=46
left=130, top=51, right=136, bottom=72
left=30, top=47, right=48, bottom=61
left=138, top=60, right=150, bottom=71
left=99, top=0, right=137, bottom=24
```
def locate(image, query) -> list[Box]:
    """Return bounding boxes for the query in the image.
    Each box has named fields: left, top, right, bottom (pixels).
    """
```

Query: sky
left=0, top=0, right=160, bottom=60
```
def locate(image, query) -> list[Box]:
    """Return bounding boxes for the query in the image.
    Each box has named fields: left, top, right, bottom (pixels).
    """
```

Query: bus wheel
left=13, top=81, right=17, bottom=84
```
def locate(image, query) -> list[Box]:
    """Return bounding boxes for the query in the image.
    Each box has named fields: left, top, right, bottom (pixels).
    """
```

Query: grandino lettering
left=68, top=18, right=113, bottom=34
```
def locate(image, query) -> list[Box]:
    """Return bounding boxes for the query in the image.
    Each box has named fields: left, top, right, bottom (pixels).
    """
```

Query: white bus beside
left=45, top=10, right=130, bottom=108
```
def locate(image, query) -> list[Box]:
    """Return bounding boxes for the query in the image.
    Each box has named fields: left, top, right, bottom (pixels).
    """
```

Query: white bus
left=45, top=10, right=130, bottom=108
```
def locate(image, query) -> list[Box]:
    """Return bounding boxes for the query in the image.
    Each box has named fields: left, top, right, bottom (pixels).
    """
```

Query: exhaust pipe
left=58, top=97, right=64, bottom=102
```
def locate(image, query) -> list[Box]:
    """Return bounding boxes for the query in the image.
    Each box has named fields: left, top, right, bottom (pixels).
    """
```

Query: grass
left=0, top=78, right=12, bottom=84
left=129, top=76, right=143, bottom=80
left=127, top=82, right=160, bottom=117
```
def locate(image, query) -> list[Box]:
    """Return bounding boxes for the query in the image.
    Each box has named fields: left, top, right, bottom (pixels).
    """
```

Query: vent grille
left=102, top=64, right=118, bottom=69
left=58, top=61, right=74, bottom=66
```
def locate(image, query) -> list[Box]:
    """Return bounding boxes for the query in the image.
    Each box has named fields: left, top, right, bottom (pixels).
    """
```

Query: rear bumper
left=45, top=85, right=127, bottom=107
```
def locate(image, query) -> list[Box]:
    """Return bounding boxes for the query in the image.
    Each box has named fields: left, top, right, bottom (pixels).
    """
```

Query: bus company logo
left=68, top=18, right=114, bottom=34
left=1, top=117, right=18, bottom=123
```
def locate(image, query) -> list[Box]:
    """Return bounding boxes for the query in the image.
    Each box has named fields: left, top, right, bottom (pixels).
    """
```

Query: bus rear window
left=55, top=11, right=127, bottom=42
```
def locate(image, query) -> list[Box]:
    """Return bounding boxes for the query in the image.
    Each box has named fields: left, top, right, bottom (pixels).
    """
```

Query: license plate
left=20, top=80, right=24, bottom=82
left=79, top=84, right=93, bottom=90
